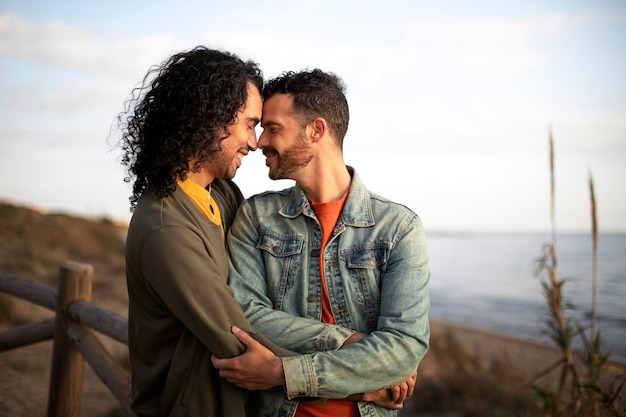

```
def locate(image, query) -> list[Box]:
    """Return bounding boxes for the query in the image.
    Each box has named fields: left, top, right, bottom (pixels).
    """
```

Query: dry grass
left=407, top=322, right=548, bottom=417
left=0, top=200, right=130, bottom=417
left=0, top=201, right=128, bottom=324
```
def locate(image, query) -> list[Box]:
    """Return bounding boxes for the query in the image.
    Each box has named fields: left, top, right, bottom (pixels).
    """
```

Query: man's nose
left=248, top=131, right=259, bottom=151
left=257, top=130, right=269, bottom=149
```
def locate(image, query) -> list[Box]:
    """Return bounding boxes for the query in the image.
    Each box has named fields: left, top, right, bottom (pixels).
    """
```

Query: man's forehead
left=262, top=94, right=293, bottom=118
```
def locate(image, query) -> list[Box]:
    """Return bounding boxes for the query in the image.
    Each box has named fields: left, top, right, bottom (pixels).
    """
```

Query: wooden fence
left=0, top=261, right=136, bottom=417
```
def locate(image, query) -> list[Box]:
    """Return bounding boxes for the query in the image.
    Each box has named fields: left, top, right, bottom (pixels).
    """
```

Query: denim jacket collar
left=279, top=166, right=375, bottom=228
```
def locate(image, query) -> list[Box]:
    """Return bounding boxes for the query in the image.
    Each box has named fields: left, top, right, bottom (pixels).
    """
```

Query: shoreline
left=429, top=319, right=560, bottom=377
left=427, top=319, right=626, bottom=376
left=397, top=319, right=626, bottom=415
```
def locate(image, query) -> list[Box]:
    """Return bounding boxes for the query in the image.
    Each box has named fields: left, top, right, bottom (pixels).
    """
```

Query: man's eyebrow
left=261, top=120, right=277, bottom=128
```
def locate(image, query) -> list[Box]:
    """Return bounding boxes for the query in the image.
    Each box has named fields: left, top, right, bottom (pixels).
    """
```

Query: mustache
left=263, top=148, right=277, bottom=157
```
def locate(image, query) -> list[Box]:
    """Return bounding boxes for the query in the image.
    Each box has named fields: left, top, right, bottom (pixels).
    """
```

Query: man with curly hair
left=117, top=46, right=294, bottom=417
left=212, top=69, right=430, bottom=417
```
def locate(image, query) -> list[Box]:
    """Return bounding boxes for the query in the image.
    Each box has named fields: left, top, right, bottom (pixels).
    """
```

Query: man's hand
left=362, top=371, right=417, bottom=410
left=342, top=332, right=418, bottom=409
left=211, top=326, right=285, bottom=390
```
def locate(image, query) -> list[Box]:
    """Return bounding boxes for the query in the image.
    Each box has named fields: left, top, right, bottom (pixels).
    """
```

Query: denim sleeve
left=282, top=214, right=430, bottom=398
left=228, top=200, right=355, bottom=353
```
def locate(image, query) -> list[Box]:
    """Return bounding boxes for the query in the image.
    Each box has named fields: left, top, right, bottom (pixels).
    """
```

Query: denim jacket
left=228, top=167, right=430, bottom=417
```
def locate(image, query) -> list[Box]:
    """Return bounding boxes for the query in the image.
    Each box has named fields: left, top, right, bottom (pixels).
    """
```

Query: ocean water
left=426, top=232, right=626, bottom=363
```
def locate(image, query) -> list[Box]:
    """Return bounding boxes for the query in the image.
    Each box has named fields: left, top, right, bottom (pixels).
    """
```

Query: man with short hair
left=213, top=69, right=430, bottom=417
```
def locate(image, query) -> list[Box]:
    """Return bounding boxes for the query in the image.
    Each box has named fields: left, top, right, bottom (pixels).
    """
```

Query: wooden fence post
left=46, top=261, right=93, bottom=417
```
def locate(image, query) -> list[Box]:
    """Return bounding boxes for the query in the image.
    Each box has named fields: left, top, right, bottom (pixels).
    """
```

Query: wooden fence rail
left=0, top=261, right=136, bottom=417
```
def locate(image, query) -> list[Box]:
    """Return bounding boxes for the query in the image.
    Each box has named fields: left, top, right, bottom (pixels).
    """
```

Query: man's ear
left=309, top=117, right=327, bottom=142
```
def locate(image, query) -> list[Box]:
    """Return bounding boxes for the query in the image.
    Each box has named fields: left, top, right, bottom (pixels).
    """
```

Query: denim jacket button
left=307, top=294, right=316, bottom=303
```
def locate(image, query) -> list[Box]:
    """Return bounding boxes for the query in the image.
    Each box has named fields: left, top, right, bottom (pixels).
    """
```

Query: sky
left=1, top=0, right=625, bottom=233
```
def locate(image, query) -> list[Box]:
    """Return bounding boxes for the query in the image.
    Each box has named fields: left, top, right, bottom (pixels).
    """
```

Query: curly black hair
left=263, top=69, right=349, bottom=147
left=117, top=46, right=263, bottom=211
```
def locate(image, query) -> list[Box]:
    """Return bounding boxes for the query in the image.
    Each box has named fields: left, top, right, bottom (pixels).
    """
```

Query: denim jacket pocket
left=257, top=231, right=306, bottom=308
left=345, top=245, right=390, bottom=269
left=257, top=231, right=305, bottom=256
left=344, top=245, right=391, bottom=329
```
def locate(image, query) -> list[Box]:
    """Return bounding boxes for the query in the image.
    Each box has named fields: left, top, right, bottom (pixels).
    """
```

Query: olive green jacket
left=125, top=180, right=291, bottom=417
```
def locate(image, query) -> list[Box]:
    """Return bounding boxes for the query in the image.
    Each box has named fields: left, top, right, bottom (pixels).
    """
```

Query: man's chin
left=269, top=173, right=291, bottom=181
left=268, top=169, right=284, bottom=181
left=221, top=168, right=237, bottom=181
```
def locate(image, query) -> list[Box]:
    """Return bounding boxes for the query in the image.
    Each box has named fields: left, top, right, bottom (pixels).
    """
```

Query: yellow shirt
left=177, top=178, right=224, bottom=238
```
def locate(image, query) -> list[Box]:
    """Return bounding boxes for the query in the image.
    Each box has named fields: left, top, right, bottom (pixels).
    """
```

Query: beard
left=267, top=137, right=313, bottom=180
left=208, top=149, right=238, bottom=181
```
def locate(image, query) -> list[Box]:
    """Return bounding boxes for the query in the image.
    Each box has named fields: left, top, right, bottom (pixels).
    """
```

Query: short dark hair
left=263, top=69, right=349, bottom=147
left=116, top=46, right=263, bottom=211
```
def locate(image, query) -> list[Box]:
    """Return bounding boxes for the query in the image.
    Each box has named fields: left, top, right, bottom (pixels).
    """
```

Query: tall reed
left=532, top=128, right=580, bottom=411
left=531, top=128, right=625, bottom=416
left=589, top=172, right=598, bottom=350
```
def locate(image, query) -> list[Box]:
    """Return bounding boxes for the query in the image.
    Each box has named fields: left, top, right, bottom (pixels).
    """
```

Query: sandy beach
left=428, top=320, right=562, bottom=377
left=403, top=320, right=625, bottom=416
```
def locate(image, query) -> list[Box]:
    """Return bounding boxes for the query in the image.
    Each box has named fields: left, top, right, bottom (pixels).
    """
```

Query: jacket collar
left=279, top=166, right=375, bottom=227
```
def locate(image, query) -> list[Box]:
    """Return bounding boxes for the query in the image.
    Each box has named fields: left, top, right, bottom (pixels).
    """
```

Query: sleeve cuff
left=282, top=355, right=316, bottom=399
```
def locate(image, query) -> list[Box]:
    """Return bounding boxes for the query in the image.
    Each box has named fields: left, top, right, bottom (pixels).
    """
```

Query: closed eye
left=247, top=120, right=260, bottom=130
left=261, top=121, right=280, bottom=133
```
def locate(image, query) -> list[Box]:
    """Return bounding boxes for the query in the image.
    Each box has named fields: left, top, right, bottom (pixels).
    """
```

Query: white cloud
left=402, top=13, right=576, bottom=71
left=1, top=77, right=129, bottom=111
left=0, top=12, right=183, bottom=76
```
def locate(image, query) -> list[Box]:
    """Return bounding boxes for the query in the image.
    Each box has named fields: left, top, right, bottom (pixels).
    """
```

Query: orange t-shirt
left=295, top=192, right=359, bottom=417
